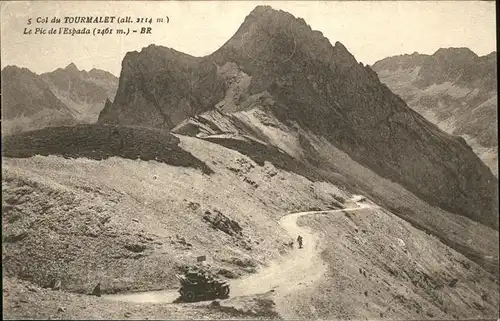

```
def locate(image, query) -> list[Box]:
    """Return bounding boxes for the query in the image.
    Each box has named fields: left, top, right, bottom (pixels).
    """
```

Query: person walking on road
left=297, top=235, right=303, bottom=249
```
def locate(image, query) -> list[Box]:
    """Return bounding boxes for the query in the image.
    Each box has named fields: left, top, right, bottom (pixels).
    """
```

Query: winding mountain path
left=103, top=196, right=377, bottom=306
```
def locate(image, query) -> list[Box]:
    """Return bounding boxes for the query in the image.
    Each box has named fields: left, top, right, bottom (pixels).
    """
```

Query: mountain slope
left=41, top=63, right=118, bottom=123
left=99, top=6, right=498, bottom=230
left=372, top=49, right=497, bottom=176
left=1, top=64, right=118, bottom=135
left=1, top=66, right=77, bottom=135
left=2, top=126, right=351, bottom=295
left=98, top=47, right=224, bottom=127
left=3, top=131, right=498, bottom=319
left=3, top=5, right=499, bottom=320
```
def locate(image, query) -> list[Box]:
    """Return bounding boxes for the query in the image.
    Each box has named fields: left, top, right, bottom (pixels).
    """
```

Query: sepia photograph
left=1, top=0, right=498, bottom=320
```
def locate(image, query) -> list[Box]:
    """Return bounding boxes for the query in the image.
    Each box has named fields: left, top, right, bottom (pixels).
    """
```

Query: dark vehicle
left=176, top=269, right=230, bottom=302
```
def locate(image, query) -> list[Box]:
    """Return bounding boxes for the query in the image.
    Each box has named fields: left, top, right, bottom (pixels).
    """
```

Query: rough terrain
left=372, top=49, right=497, bottom=176
left=3, top=131, right=499, bottom=319
left=41, top=63, right=118, bottom=123
left=291, top=206, right=499, bottom=320
left=173, top=107, right=499, bottom=276
left=99, top=6, right=498, bottom=230
left=1, top=64, right=118, bottom=135
left=103, top=197, right=371, bottom=304
left=100, top=197, right=499, bottom=321
left=2, top=5, right=499, bottom=320
left=1, top=66, right=77, bottom=135
left=2, top=129, right=351, bottom=296
left=3, top=277, right=281, bottom=320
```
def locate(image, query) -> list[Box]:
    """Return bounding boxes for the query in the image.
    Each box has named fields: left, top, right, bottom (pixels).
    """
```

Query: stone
left=91, top=282, right=102, bottom=297
left=52, top=280, right=61, bottom=290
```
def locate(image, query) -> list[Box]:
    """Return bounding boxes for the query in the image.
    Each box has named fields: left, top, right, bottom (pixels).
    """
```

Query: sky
left=1, top=1, right=496, bottom=76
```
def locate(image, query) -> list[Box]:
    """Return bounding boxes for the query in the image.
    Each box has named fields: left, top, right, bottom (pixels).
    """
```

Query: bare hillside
left=289, top=207, right=499, bottom=320
left=173, top=106, right=499, bottom=276
left=2, top=130, right=350, bottom=296
left=3, top=128, right=499, bottom=319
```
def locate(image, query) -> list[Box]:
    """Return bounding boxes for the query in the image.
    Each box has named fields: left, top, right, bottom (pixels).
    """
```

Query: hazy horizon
left=1, top=1, right=496, bottom=77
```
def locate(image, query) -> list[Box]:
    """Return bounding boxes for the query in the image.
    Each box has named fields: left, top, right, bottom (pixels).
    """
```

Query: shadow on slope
left=2, top=124, right=213, bottom=175
left=203, top=135, right=352, bottom=191
left=205, top=137, right=314, bottom=179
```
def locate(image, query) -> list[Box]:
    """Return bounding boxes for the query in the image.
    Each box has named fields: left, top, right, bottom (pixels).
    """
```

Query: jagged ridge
left=98, top=5, right=498, bottom=229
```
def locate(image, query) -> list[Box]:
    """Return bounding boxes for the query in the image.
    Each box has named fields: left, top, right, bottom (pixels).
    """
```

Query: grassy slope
left=1, top=124, right=213, bottom=174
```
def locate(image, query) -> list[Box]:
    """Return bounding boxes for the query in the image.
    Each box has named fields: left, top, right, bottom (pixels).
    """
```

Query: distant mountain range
left=1, top=64, right=118, bottom=135
left=98, top=6, right=498, bottom=230
left=372, top=48, right=497, bottom=176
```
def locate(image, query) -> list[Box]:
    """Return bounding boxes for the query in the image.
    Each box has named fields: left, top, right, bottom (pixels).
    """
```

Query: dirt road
left=104, top=196, right=377, bottom=310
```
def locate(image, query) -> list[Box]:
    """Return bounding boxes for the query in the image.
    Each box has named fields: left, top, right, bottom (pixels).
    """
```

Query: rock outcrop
left=98, top=6, right=498, bottom=229
left=98, top=48, right=225, bottom=127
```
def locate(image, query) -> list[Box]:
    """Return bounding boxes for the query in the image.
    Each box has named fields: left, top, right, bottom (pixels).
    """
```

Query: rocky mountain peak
left=433, top=47, right=479, bottom=61
left=213, top=5, right=359, bottom=71
left=1, top=65, right=74, bottom=128
left=64, top=62, right=80, bottom=73
left=35, top=64, right=119, bottom=124
left=249, top=5, right=274, bottom=14
left=2, top=65, right=32, bottom=76
left=99, top=7, right=498, bottom=230
left=244, top=5, right=300, bottom=28
left=371, top=52, right=429, bottom=72
left=332, top=41, right=359, bottom=67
